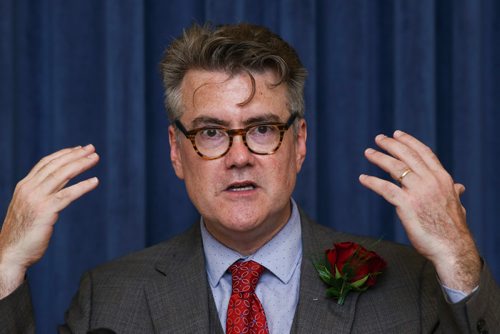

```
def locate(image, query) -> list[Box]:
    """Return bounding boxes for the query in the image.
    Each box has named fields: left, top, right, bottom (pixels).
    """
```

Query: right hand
left=0, top=145, right=99, bottom=298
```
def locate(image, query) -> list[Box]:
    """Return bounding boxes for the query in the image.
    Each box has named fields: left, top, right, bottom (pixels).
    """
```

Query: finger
left=51, top=177, right=100, bottom=212
left=364, top=148, right=420, bottom=186
left=374, top=134, right=430, bottom=177
left=38, top=152, right=100, bottom=194
left=358, top=174, right=407, bottom=206
left=454, top=183, right=466, bottom=196
left=32, top=145, right=96, bottom=187
left=28, top=146, right=81, bottom=176
left=393, top=130, right=444, bottom=171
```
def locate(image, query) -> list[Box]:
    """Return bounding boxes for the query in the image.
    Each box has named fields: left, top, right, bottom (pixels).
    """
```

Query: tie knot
left=229, top=260, right=265, bottom=294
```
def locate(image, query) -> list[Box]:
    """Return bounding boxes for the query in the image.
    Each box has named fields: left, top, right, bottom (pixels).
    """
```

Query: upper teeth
left=230, top=185, right=254, bottom=191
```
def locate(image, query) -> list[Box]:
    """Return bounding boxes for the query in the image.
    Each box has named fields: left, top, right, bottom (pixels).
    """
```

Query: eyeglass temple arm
left=286, top=113, right=298, bottom=128
left=174, top=120, right=189, bottom=136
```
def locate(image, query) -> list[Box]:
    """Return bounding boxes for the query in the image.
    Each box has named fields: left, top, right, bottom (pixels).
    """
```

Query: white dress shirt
left=201, top=199, right=302, bottom=334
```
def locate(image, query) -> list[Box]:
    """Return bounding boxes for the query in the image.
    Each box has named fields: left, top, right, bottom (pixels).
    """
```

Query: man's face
left=168, top=69, right=307, bottom=252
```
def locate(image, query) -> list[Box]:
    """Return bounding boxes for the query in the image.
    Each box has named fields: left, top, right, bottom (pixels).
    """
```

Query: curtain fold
left=1, top=1, right=499, bottom=332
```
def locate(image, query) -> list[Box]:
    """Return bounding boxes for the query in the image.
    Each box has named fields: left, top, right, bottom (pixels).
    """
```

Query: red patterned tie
left=226, top=260, right=269, bottom=334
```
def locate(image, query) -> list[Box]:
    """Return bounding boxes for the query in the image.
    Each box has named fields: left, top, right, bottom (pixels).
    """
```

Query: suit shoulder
left=88, top=224, right=199, bottom=279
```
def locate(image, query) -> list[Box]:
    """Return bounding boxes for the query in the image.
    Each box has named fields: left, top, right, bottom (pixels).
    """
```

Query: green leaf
left=314, top=263, right=333, bottom=284
left=350, top=275, right=369, bottom=289
left=334, top=265, right=343, bottom=279
left=318, top=271, right=332, bottom=284
left=356, top=285, right=369, bottom=292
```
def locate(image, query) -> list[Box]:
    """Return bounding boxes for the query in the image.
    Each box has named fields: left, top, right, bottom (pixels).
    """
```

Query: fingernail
left=87, top=153, right=98, bottom=159
left=359, top=174, right=367, bottom=180
left=90, top=177, right=99, bottom=184
left=73, top=145, right=82, bottom=149
left=365, top=148, right=376, bottom=154
left=394, top=130, right=405, bottom=137
left=83, top=144, right=94, bottom=150
left=375, top=134, right=386, bottom=141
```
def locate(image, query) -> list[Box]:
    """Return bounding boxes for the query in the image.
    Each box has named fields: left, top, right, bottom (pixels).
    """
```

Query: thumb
left=454, top=183, right=466, bottom=197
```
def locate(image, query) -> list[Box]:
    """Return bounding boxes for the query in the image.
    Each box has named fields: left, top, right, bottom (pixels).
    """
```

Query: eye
left=205, top=129, right=219, bottom=137
left=256, top=125, right=271, bottom=134
left=198, top=128, right=226, bottom=140
left=251, top=125, right=278, bottom=137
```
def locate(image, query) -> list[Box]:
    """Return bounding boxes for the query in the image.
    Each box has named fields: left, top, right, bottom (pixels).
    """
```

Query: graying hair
left=160, top=23, right=307, bottom=122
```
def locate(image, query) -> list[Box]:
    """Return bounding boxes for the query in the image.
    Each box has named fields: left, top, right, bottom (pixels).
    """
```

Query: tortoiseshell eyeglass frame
left=174, top=113, right=298, bottom=160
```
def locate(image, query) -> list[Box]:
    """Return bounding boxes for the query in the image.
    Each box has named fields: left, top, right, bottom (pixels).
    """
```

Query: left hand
left=359, top=130, right=480, bottom=293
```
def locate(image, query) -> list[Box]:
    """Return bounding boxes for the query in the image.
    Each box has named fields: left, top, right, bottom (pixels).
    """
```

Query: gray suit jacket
left=1, top=212, right=499, bottom=333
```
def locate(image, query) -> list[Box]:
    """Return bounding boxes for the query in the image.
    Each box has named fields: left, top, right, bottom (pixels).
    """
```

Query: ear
left=295, top=118, right=307, bottom=173
left=168, top=125, right=185, bottom=180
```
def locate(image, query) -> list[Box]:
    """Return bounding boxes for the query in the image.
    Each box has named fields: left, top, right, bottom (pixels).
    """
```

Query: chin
left=222, top=211, right=263, bottom=232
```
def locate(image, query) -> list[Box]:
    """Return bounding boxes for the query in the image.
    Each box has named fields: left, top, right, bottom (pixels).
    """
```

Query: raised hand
left=359, top=130, right=480, bottom=293
left=0, top=145, right=99, bottom=298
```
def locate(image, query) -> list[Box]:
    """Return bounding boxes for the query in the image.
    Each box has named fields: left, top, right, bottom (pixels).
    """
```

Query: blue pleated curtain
left=1, top=1, right=499, bottom=332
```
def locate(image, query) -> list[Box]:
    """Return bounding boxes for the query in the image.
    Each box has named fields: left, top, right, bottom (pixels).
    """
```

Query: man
left=0, top=23, right=498, bottom=333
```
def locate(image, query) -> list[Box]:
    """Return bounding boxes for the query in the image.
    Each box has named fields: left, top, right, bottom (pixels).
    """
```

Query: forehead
left=179, top=69, right=288, bottom=123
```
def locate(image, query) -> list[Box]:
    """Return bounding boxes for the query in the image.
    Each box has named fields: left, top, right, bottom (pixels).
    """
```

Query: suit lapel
left=144, top=225, right=224, bottom=334
left=291, top=212, right=359, bottom=334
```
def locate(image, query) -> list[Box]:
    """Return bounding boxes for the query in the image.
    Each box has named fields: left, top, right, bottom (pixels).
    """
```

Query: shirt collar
left=201, top=198, right=302, bottom=288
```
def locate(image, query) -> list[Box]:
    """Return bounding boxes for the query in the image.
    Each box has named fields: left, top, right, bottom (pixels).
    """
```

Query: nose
left=224, top=135, right=254, bottom=168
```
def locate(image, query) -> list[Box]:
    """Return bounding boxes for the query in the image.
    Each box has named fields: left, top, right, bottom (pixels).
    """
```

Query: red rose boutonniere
left=314, top=241, right=387, bottom=305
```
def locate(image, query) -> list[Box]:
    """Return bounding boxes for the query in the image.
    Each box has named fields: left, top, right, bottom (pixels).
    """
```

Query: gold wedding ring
left=398, top=169, right=412, bottom=183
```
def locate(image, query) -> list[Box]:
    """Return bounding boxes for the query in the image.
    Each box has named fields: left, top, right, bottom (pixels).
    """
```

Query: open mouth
left=226, top=181, right=257, bottom=192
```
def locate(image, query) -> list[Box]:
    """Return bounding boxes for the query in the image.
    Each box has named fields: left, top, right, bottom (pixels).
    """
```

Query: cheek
left=269, top=146, right=299, bottom=192
left=181, top=154, right=219, bottom=196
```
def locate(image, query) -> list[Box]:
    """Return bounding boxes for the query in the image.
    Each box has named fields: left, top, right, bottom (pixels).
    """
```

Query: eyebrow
left=190, top=116, right=229, bottom=128
left=190, top=113, right=283, bottom=129
left=242, top=114, right=282, bottom=126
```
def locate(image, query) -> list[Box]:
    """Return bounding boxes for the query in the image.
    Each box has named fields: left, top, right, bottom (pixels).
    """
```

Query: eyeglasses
left=175, top=113, right=298, bottom=160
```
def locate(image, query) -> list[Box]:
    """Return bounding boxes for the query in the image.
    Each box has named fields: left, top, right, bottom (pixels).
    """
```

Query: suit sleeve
left=0, top=274, right=92, bottom=333
left=0, top=280, right=35, bottom=333
left=432, top=262, right=500, bottom=333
